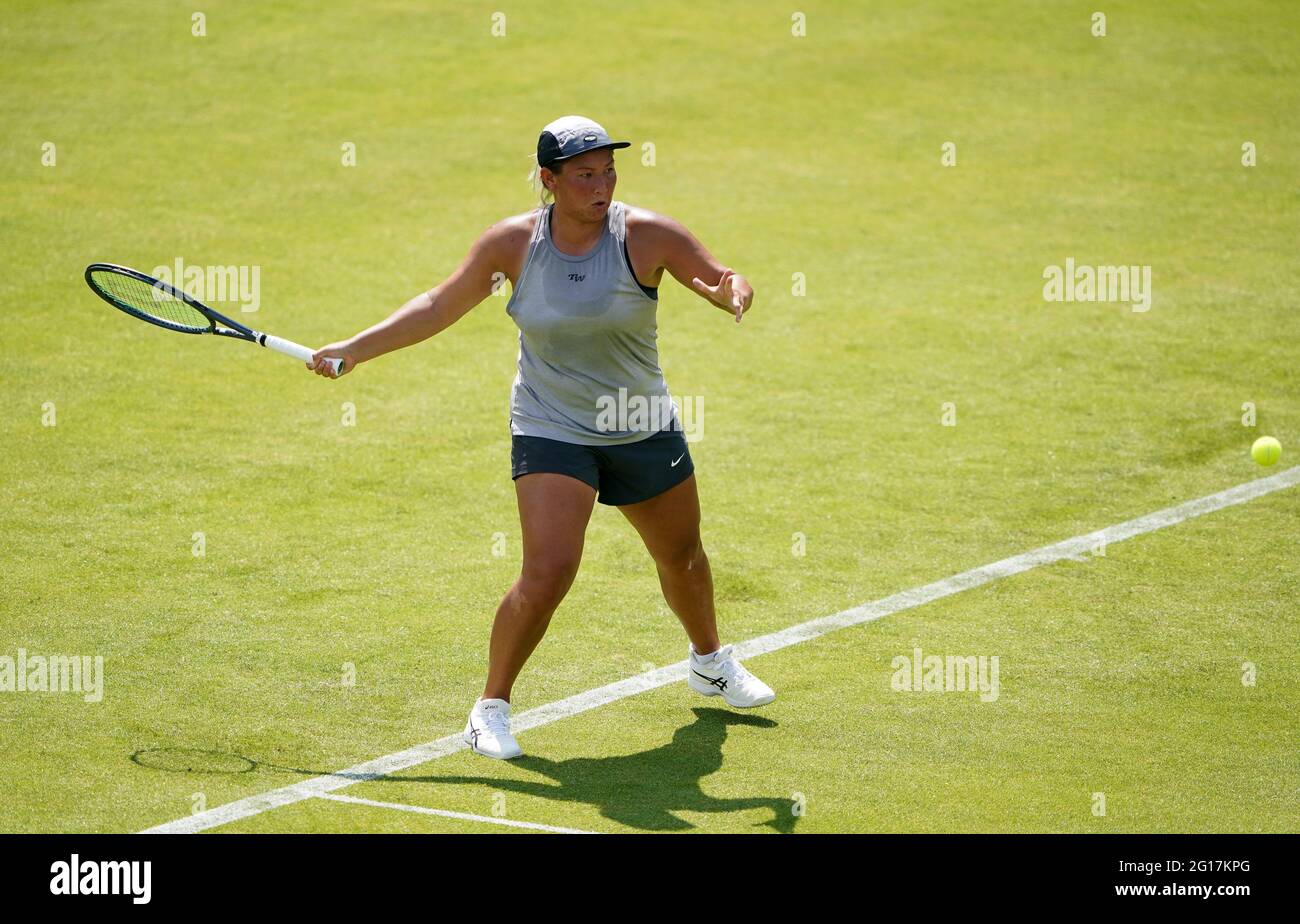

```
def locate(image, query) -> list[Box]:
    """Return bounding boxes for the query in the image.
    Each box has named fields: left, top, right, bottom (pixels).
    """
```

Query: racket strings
left=90, top=269, right=210, bottom=332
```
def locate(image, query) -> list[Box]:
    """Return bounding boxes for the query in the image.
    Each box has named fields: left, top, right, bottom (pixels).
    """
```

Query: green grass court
left=1, top=0, right=1297, bottom=833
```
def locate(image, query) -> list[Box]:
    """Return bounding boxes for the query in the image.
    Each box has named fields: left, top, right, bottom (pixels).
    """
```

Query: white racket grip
left=261, top=334, right=344, bottom=375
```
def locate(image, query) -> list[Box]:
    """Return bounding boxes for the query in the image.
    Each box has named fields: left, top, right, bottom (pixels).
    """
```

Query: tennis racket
left=84, top=263, right=344, bottom=375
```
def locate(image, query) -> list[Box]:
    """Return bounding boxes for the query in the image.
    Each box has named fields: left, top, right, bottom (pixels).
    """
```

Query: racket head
left=84, top=263, right=215, bottom=334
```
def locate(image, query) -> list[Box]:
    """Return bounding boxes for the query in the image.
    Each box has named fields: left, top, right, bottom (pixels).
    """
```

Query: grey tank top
left=506, top=200, right=679, bottom=445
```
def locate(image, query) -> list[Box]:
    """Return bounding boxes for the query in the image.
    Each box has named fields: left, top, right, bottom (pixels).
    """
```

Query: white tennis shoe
left=464, top=697, right=523, bottom=759
left=688, top=644, right=776, bottom=707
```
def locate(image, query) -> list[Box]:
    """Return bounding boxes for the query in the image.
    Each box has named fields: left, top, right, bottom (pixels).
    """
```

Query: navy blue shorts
left=511, top=427, right=694, bottom=506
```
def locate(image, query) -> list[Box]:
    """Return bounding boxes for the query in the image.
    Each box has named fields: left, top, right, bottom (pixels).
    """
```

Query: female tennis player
left=309, top=115, right=775, bottom=759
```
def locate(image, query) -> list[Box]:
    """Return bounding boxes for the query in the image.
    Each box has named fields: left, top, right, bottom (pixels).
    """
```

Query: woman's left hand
left=692, top=269, right=753, bottom=323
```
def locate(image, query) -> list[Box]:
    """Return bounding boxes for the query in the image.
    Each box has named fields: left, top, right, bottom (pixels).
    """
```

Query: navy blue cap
left=536, top=115, right=631, bottom=168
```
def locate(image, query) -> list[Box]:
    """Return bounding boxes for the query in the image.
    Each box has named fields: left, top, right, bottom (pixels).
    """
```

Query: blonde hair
left=525, top=153, right=562, bottom=208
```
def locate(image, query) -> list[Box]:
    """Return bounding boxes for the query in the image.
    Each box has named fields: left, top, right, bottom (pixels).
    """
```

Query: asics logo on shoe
left=692, top=670, right=727, bottom=691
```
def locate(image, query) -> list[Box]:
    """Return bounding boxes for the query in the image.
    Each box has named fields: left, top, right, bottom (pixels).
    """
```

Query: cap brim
left=548, top=141, right=632, bottom=164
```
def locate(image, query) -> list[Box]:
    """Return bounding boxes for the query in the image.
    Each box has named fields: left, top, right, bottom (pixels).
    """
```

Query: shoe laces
left=718, top=649, right=754, bottom=685
left=478, top=705, right=511, bottom=738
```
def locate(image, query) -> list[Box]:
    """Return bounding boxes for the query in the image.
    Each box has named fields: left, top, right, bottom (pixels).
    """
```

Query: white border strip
left=313, top=792, right=597, bottom=834
left=142, top=466, right=1300, bottom=833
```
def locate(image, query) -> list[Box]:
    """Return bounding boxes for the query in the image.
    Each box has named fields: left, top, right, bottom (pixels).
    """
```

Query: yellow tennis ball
left=1251, top=436, right=1281, bottom=466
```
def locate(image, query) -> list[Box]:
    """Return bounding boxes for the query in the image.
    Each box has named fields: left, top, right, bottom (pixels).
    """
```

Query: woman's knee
left=518, top=555, right=583, bottom=607
left=655, top=537, right=707, bottom=574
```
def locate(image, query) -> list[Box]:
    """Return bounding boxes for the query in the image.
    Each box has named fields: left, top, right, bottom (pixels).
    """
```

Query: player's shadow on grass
left=391, top=706, right=797, bottom=833
left=130, top=707, right=795, bottom=832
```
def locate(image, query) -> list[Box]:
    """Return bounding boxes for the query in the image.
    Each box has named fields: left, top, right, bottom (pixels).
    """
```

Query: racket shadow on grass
left=129, top=748, right=372, bottom=780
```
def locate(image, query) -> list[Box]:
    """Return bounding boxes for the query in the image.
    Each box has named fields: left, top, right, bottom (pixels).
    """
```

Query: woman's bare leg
left=617, top=475, right=720, bottom=654
left=482, top=472, right=596, bottom=702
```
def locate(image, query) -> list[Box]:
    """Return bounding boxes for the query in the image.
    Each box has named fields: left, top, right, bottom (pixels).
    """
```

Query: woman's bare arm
left=309, top=222, right=512, bottom=377
left=645, top=213, right=754, bottom=323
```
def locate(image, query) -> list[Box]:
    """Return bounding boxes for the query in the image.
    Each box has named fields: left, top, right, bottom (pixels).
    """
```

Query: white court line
left=313, top=792, right=597, bottom=834
left=141, top=466, right=1300, bottom=834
